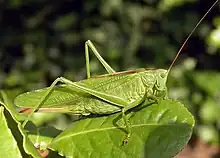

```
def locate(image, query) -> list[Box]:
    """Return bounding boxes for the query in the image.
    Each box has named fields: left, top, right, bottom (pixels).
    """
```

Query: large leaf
left=0, top=92, right=41, bottom=158
left=0, top=106, right=23, bottom=158
left=50, top=100, right=194, bottom=158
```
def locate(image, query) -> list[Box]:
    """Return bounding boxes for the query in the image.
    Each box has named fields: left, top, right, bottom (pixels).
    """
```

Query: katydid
left=15, top=0, right=218, bottom=144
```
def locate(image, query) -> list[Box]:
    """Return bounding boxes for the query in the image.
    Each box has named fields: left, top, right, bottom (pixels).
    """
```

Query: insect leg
left=60, top=77, right=148, bottom=144
left=85, top=40, right=115, bottom=78
left=120, top=97, right=146, bottom=144
left=58, top=77, right=128, bottom=106
left=122, top=108, right=131, bottom=145
left=22, top=77, right=63, bottom=127
left=22, top=76, right=128, bottom=127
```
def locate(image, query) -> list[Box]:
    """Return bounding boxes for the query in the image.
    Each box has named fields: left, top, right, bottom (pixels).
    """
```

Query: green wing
left=15, top=72, right=146, bottom=114
left=15, top=84, right=89, bottom=114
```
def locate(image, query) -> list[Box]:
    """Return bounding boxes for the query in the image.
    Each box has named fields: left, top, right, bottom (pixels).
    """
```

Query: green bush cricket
left=15, top=0, right=218, bottom=144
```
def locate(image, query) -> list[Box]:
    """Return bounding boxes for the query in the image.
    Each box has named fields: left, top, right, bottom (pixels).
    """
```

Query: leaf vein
left=52, top=123, right=186, bottom=144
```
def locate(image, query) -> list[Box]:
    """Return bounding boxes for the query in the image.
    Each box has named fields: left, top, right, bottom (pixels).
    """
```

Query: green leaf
left=50, top=100, right=194, bottom=158
left=0, top=91, right=41, bottom=158
left=29, top=113, right=61, bottom=126
left=191, top=71, right=220, bottom=96
left=27, top=126, right=62, bottom=150
left=197, top=125, right=219, bottom=144
left=0, top=106, right=22, bottom=158
left=199, top=98, right=220, bottom=123
left=207, top=26, right=220, bottom=49
left=53, top=13, right=77, bottom=31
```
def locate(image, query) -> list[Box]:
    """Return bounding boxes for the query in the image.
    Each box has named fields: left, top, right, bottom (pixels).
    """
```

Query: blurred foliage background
left=0, top=0, right=220, bottom=147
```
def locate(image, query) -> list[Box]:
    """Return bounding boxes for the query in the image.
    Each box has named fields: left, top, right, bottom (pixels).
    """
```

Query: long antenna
left=167, top=0, right=219, bottom=73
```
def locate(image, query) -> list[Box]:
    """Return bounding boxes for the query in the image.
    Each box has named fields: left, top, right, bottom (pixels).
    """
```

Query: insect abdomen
left=79, top=73, right=146, bottom=114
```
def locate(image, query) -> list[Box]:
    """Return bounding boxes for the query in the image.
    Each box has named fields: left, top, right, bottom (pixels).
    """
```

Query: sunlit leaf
left=50, top=100, right=194, bottom=158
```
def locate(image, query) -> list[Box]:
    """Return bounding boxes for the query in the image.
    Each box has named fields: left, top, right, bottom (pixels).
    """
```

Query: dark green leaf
left=0, top=92, right=41, bottom=158
left=0, top=106, right=23, bottom=158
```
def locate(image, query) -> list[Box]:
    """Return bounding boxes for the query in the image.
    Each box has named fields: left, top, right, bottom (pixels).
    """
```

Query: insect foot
left=122, top=133, right=131, bottom=146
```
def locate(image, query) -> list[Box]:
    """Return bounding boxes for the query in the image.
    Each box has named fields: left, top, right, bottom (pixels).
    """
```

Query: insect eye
left=160, top=73, right=166, bottom=78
